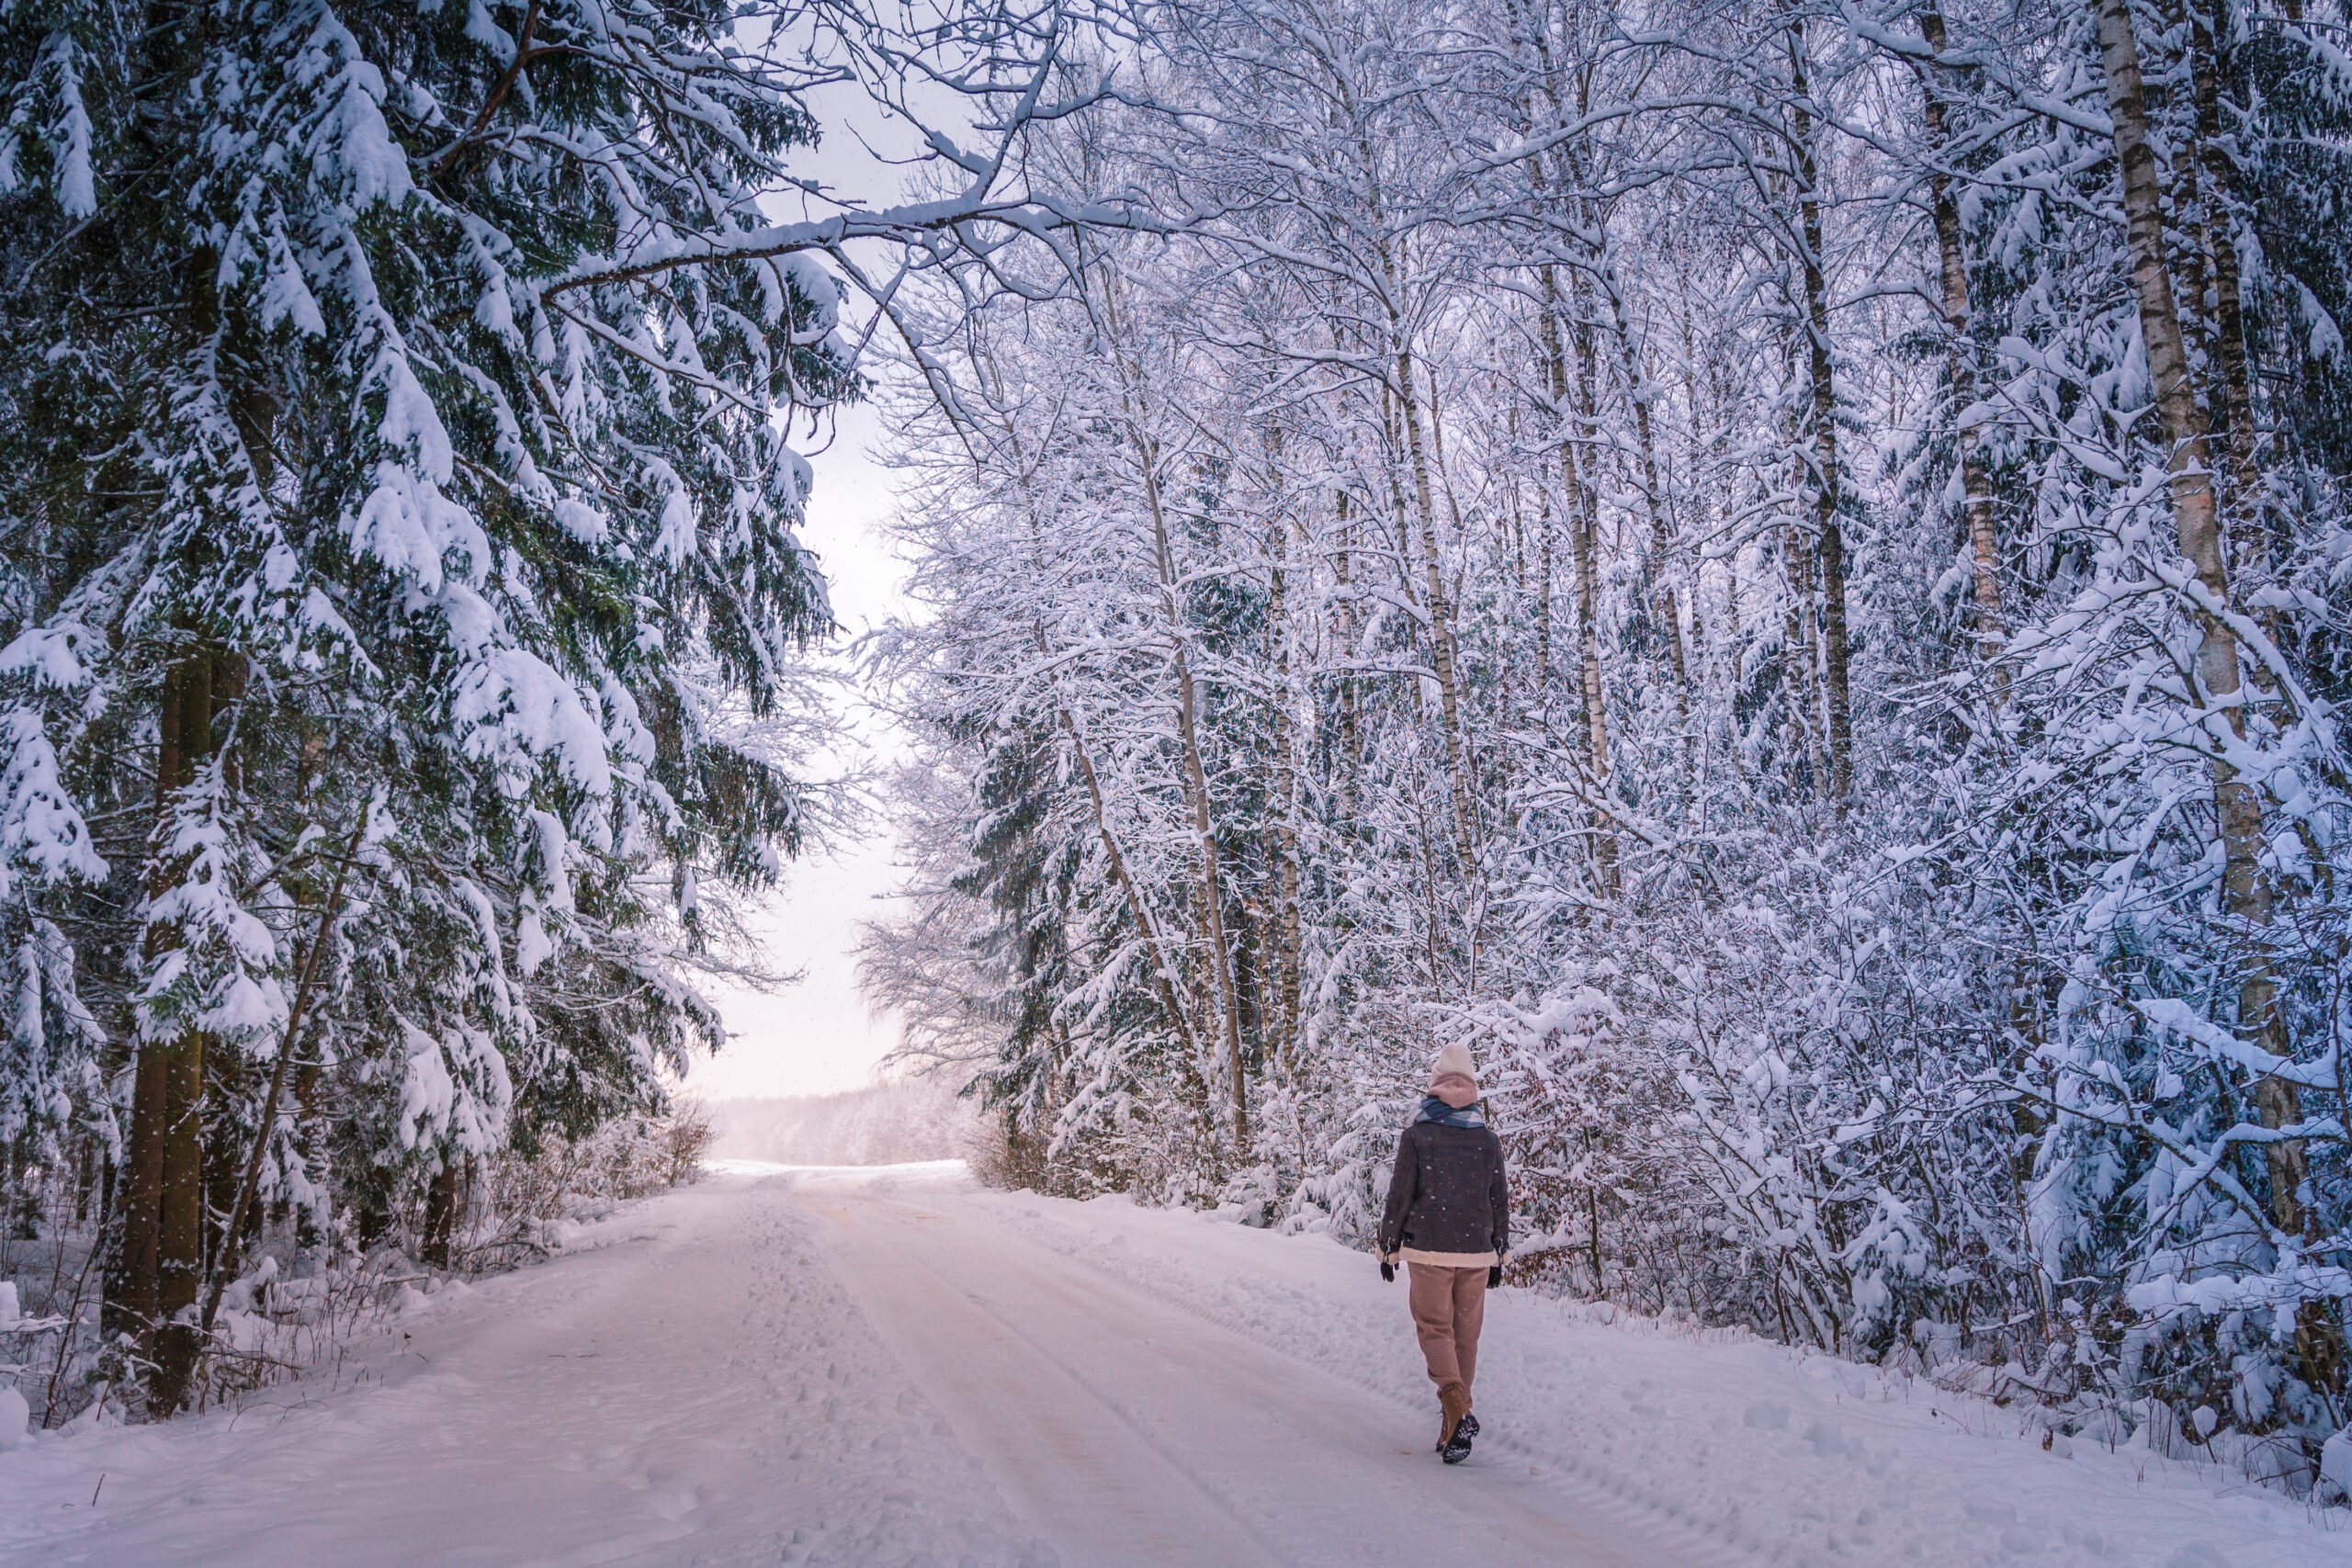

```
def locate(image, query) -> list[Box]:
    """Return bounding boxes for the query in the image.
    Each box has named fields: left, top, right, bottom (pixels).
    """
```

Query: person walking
left=1377, top=1043, right=1509, bottom=1464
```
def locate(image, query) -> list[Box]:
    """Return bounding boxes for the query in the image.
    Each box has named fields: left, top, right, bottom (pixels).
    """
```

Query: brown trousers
left=1406, top=1262, right=1487, bottom=1402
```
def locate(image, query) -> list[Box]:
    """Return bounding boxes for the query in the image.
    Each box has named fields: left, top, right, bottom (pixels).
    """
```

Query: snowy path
left=0, top=1167, right=1052, bottom=1565
left=2, top=1164, right=2343, bottom=1567
left=797, top=1175, right=1705, bottom=1567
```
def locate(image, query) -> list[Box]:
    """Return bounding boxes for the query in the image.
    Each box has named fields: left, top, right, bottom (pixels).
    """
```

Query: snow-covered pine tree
left=0, top=0, right=1115, bottom=1414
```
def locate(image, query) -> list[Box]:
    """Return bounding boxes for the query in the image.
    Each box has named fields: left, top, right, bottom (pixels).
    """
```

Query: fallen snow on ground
left=0, top=1169, right=1049, bottom=1567
left=967, top=1179, right=2350, bottom=1568
left=791, top=1166, right=1711, bottom=1565
left=0, top=1164, right=2341, bottom=1567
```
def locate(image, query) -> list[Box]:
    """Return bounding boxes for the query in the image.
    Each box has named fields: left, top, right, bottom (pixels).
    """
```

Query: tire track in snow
left=804, top=1189, right=1289, bottom=1565
left=0, top=1173, right=1057, bottom=1568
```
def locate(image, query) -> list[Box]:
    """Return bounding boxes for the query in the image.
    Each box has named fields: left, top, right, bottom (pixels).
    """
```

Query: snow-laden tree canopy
left=861, top=0, right=2352, bottom=1487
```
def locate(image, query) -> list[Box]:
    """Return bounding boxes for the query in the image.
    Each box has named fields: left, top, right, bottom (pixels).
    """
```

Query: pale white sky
left=683, top=399, right=911, bottom=1103
left=681, top=73, right=941, bottom=1103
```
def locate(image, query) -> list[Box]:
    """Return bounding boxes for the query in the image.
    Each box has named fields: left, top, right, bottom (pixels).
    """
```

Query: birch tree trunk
left=1568, top=359, right=1618, bottom=893
left=1261, top=431, right=1306, bottom=1081
left=2089, top=0, right=2333, bottom=1391
left=1394, top=337, right=1481, bottom=872
left=1332, top=491, right=1363, bottom=825
left=1542, top=269, right=1620, bottom=895
left=1916, top=5, right=2007, bottom=671
left=2184, top=3, right=2278, bottom=599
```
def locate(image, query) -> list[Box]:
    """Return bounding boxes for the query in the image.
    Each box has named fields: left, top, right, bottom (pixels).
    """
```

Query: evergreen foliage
left=0, top=0, right=1105, bottom=1416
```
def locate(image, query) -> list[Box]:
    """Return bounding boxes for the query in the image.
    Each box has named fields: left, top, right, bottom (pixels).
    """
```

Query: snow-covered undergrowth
left=0, top=1111, right=713, bottom=1441
left=1, top=1227, right=431, bottom=1445
left=971, top=1182, right=2350, bottom=1567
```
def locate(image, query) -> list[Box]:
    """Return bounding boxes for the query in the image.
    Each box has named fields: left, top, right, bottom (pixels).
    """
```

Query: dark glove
left=1380, top=1259, right=1396, bottom=1282
left=1487, top=1263, right=1503, bottom=1289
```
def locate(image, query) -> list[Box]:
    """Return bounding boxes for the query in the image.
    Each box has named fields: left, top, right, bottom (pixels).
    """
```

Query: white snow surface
left=1, top=1164, right=2342, bottom=1566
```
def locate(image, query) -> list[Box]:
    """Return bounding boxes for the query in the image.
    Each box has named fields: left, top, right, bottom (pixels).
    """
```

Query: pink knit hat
left=1428, top=1043, right=1478, bottom=1110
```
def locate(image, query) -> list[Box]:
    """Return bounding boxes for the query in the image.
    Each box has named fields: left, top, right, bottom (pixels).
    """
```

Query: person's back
left=1385, top=1118, right=1507, bottom=1259
left=1377, top=1043, right=1509, bottom=1464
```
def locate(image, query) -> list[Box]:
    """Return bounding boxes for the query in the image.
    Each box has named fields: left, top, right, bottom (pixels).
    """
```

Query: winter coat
left=1378, top=1115, right=1510, bottom=1264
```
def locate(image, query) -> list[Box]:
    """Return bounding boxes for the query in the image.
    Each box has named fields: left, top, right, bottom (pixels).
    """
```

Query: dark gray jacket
left=1378, top=1118, right=1510, bottom=1258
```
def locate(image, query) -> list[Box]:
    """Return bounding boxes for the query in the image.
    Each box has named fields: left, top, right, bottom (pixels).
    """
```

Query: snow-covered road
left=798, top=1172, right=1702, bottom=1567
left=2, top=1164, right=2343, bottom=1566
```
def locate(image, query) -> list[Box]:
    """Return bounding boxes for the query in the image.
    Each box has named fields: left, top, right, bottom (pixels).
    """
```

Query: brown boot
left=1437, top=1382, right=1472, bottom=1453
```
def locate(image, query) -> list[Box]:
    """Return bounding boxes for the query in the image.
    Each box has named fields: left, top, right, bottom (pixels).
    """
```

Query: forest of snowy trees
left=854, top=0, right=2352, bottom=1490
left=0, top=0, right=2346, bottom=1506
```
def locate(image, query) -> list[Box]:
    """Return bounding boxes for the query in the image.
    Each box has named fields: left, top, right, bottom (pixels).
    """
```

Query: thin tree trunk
left=1567, top=276, right=1615, bottom=791
left=1394, top=341, right=1481, bottom=870
left=1541, top=271, right=1620, bottom=894
left=198, top=818, right=361, bottom=1345
left=1098, top=281, right=1251, bottom=1156
left=1786, top=525, right=1829, bottom=795
left=2185, top=2, right=2278, bottom=604
left=1333, top=491, right=1363, bottom=825
left=1059, top=682, right=1203, bottom=1058
left=1261, top=436, right=1306, bottom=1082
left=1789, top=28, right=1853, bottom=803
left=1508, top=3, right=1566, bottom=729
left=1339, top=72, right=1479, bottom=874
left=1917, top=5, right=2006, bottom=671
left=1602, top=243, right=1692, bottom=784
left=1569, top=446, right=1616, bottom=893
left=199, top=1057, right=243, bottom=1283
left=2189, top=9, right=2254, bottom=494
left=1533, top=483, right=1557, bottom=710
left=1142, top=462, right=1250, bottom=1155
